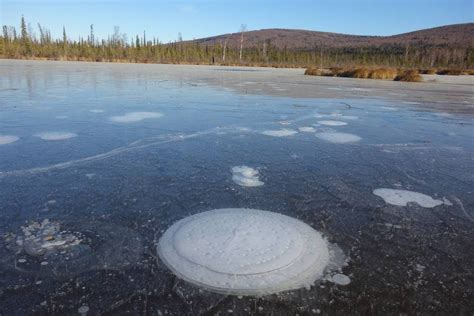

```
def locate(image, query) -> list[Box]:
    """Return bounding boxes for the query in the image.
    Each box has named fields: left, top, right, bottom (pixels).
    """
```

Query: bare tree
left=222, top=34, right=230, bottom=62
left=239, top=24, right=247, bottom=62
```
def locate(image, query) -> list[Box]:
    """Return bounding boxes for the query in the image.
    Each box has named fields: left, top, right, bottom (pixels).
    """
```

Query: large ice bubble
left=157, top=208, right=336, bottom=296
left=231, top=166, right=264, bottom=187
left=261, top=129, right=298, bottom=137
left=34, top=132, right=77, bottom=141
left=317, top=120, right=348, bottom=126
left=109, top=112, right=163, bottom=123
left=0, top=135, right=19, bottom=145
left=373, top=188, right=448, bottom=208
left=315, top=132, right=361, bottom=144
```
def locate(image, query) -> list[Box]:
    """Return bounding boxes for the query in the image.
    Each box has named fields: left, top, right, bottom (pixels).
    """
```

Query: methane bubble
left=373, top=188, right=447, bottom=208
left=109, top=112, right=163, bottom=123
left=157, top=208, right=332, bottom=296
left=34, top=132, right=77, bottom=141
left=261, top=129, right=298, bottom=137
left=231, top=166, right=264, bottom=187
left=0, top=135, right=19, bottom=145
left=315, top=132, right=361, bottom=144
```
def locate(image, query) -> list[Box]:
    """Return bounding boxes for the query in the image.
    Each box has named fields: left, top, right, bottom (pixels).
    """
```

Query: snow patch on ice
left=261, top=129, right=298, bottom=137
left=89, top=109, right=105, bottom=113
left=373, top=188, right=448, bottom=208
left=231, top=166, right=264, bottom=187
left=34, top=132, right=77, bottom=141
left=315, top=132, right=361, bottom=144
left=109, top=111, right=163, bottom=123
left=317, top=120, right=348, bottom=126
left=0, top=135, right=19, bottom=145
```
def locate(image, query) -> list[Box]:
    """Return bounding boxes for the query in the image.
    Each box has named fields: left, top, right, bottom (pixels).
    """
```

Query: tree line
left=1, top=16, right=472, bottom=69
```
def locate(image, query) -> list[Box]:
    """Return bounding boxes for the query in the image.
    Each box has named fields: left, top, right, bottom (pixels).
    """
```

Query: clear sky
left=1, top=0, right=473, bottom=43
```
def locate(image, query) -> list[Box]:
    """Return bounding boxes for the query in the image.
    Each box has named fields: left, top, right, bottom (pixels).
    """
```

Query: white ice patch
left=34, top=132, right=77, bottom=141
left=261, top=129, right=298, bottom=137
left=157, top=209, right=332, bottom=295
left=315, top=132, right=361, bottom=144
left=0, top=135, right=19, bottom=145
left=330, top=273, right=351, bottom=286
left=373, top=188, right=447, bottom=208
left=109, top=111, right=163, bottom=123
left=89, top=109, right=104, bottom=113
left=55, top=116, right=68, bottom=119
left=339, top=115, right=358, bottom=120
left=231, top=166, right=264, bottom=187
left=317, top=120, right=348, bottom=126
left=298, top=127, right=316, bottom=133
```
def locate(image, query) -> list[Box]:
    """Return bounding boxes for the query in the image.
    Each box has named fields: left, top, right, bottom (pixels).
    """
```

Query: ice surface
left=109, top=111, right=163, bottom=123
left=261, top=129, right=298, bottom=137
left=315, top=132, right=361, bottom=143
left=298, top=127, right=316, bottom=132
left=89, top=109, right=105, bottom=113
left=157, top=208, right=331, bottom=295
left=373, top=188, right=446, bottom=208
left=231, top=166, right=264, bottom=187
left=0, top=135, right=19, bottom=145
left=34, top=132, right=77, bottom=141
left=317, top=120, right=348, bottom=126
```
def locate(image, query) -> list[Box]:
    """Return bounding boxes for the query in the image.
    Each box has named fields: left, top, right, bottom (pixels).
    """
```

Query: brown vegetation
left=305, top=67, right=408, bottom=81
left=394, top=70, right=423, bottom=82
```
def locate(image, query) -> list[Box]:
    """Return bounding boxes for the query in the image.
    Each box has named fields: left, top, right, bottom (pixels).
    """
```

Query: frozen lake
left=0, top=60, right=473, bottom=314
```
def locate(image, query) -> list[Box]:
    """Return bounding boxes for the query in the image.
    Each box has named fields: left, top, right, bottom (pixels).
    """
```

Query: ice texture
left=109, top=112, right=163, bottom=123
left=331, top=273, right=351, bottom=286
left=34, top=132, right=77, bottom=141
left=373, top=188, right=446, bottom=208
left=317, top=120, right=348, bottom=126
left=315, top=132, right=361, bottom=143
left=261, top=129, right=298, bottom=137
left=157, top=208, right=330, bottom=296
left=231, top=166, right=264, bottom=187
left=0, top=135, right=19, bottom=145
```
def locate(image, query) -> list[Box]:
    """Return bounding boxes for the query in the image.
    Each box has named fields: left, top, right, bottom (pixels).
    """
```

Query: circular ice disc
left=172, top=210, right=305, bottom=275
left=158, top=208, right=330, bottom=295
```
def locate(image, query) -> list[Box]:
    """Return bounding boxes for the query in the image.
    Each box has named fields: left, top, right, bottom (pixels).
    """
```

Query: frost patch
left=34, top=132, right=77, bottom=141
left=231, top=166, right=264, bottom=187
left=261, top=129, right=298, bottom=137
left=315, top=132, right=361, bottom=144
left=298, top=126, right=316, bottom=133
left=0, top=135, right=19, bottom=145
left=109, top=111, right=163, bottom=123
left=373, top=188, right=449, bottom=208
left=157, top=208, right=338, bottom=296
left=89, top=109, right=104, bottom=113
left=317, top=120, right=348, bottom=126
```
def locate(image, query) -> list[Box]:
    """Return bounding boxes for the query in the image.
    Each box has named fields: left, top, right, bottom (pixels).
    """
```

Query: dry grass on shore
left=305, top=67, right=419, bottom=81
left=394, top=70, right=423, bottom=82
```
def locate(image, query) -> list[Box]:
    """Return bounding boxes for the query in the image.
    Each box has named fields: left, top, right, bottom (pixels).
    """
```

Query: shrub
left=436, top=69, right=463, bottom=75
left=394, top=70, right=422, bottom=82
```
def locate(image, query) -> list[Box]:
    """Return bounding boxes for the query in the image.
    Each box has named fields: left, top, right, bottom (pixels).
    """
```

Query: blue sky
left=1, top=0, right=472, bottom=43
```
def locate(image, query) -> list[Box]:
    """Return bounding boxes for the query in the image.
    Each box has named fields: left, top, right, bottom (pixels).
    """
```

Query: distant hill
left=190, top=23, right=474, bottom=50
